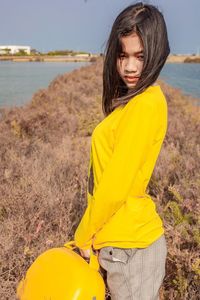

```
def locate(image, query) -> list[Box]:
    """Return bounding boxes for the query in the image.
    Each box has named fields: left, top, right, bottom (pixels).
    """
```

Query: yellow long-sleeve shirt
left=74, top=84, right=168, bottom=250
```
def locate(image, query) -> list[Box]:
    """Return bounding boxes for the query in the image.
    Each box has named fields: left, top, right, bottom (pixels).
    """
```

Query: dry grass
left=0, top=58, right=199, bottom=300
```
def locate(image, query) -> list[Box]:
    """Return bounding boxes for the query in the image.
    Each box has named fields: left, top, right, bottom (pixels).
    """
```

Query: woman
left=74, top=2, right=170, bottom=299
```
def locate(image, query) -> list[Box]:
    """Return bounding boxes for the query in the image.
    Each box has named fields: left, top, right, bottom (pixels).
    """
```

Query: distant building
left=75, top=53, right=90, bottom=57
left=0, top=45, right=31, bottom=55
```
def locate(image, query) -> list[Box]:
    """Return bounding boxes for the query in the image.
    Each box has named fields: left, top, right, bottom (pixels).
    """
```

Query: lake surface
left=0, top=61, right=89, bottom=107
left=0, top=61, right=200, bottom=107
left=160, top=63, right=200, bottom=104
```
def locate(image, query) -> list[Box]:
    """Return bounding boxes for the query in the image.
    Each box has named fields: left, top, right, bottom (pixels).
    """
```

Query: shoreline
left=167, top=54, right=200, bottom=63
left=0, top=54, right=200, bottom=63
left=0, top=55, right=96, bottom=63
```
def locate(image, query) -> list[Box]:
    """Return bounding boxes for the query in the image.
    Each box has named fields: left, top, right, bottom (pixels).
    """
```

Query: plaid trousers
left=98, top=234, right=167, bottom=300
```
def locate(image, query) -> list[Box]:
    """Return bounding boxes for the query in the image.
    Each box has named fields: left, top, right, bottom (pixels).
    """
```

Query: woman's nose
left=124, top=58, right=137, bottom=73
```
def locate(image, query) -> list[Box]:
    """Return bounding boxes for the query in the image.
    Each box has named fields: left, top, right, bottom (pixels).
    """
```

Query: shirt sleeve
left=74, top=96, right=161, bottom=249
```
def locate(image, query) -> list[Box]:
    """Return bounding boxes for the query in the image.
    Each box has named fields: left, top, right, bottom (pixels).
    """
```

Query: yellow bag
left=17, top=241, right=105, bottom=300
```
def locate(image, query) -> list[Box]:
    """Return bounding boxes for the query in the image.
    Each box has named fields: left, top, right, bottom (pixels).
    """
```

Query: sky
left=0, top=0, right=199, bottom=55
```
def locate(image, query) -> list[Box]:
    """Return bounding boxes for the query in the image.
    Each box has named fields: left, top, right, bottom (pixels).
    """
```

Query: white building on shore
left=0, top=45, right=31, bottom=55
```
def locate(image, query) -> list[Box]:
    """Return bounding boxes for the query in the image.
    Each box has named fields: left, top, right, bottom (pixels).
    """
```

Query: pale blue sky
left=0, top=0, right=199, bottom=54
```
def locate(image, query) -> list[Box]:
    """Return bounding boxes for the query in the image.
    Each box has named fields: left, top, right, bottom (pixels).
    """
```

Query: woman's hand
left=79, top=248, right=91, bottom=259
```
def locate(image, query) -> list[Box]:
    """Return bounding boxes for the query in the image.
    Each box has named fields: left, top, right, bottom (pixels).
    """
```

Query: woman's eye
left=138, top=55, right=144, bottom=61
left=119, top=53, right=126, bottom=59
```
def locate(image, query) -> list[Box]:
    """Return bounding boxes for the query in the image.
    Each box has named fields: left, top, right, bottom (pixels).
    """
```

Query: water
left=160, top=63, right=200, bottom=103
left=0, top=61, right=200, bottom=107
left=0, top=61, right=89, bottom=107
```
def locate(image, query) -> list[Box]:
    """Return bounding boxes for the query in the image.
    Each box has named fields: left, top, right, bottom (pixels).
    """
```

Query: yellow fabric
left=74, top=85, right=167, bottom=251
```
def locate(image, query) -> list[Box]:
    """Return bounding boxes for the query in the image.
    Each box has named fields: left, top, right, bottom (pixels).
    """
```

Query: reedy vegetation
left=0, top=58, right=199, bottom=299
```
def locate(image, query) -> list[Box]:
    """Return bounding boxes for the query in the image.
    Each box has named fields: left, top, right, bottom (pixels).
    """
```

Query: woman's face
left=117, top=32, right=144, bottom=89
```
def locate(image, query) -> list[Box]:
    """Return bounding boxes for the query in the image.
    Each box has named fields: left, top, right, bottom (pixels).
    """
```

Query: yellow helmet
left=17, top=241, right=105, bottom=300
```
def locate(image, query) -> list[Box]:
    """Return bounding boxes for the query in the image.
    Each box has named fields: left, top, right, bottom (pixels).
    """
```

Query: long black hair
left=102, top=2, right=170, bottom=116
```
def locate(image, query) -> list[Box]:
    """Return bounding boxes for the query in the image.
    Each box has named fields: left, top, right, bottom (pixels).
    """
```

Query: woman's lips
left=124, top=76, right=139, bottom=83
